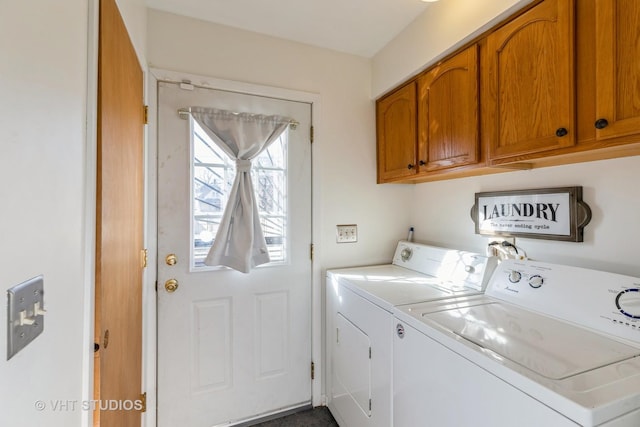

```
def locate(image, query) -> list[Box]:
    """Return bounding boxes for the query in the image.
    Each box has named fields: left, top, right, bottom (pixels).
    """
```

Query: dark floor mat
left=251, top=406, right=338, bottom=427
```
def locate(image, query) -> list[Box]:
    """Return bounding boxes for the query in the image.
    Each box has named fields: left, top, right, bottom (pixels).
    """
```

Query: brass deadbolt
left=165, top=254, right=177, bottom=266
left=165, top=279, right=179, bottom=293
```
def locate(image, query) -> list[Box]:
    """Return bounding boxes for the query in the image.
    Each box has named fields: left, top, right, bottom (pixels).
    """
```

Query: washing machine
left=394, top=258, right=640, bottom=426
left=325, top=240, right=497, bottom=427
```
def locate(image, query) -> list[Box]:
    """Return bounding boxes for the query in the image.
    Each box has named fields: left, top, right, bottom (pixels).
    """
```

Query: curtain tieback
left=236, top=159, right=252, bottom=172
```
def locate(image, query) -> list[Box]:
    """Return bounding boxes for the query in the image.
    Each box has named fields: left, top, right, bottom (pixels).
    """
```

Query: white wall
left=0, top=1, right=147, bottom=426
left=147, top=9, right=414, bottom=269
left=116, top=0, right=148, bottom=66
left=0, top=1, right=89, bottom=426
left=372, top=0, right=533, bottom=97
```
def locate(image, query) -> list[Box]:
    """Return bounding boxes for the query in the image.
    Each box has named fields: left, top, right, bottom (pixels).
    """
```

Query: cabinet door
left=418, top=44, right=479, bottom=172
left=594, top=0, right=640, bottom=140
left=376, top=82, right=417, bottom=182
left=484, top=0, right=575, bottom=161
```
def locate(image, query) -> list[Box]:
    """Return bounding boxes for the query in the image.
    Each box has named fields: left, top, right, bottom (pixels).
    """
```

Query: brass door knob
left=165, top=279, right=179, bottom=293
left=165, top=254, right=177, bottom=266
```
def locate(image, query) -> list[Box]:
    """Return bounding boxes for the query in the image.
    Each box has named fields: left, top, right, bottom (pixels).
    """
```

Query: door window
left=191, top=119, right=288, bottom=269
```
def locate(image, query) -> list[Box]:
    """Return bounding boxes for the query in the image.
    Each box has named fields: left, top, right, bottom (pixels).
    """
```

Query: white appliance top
left=424, top=301, right=640, bottom=379
left=327, top=241, right=497, bottom=311
left=327, top=264, right=472, bottom=309
left=396, top=259, right=640, bottom=426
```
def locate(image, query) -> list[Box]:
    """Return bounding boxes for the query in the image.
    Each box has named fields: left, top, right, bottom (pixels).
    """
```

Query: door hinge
left=154, top=280, right=158, bottom=292
left=311, top=361, right=315, bottom=380
left=139, top=392, right=147, bottom=413
left=310, top=243, right=314, bottom=261
left=369, top=399, right=372, bottom=411
left=143, top=105, right=149, bottom=125
left=141, top=248, right=148, bottom=268
left=369, top=347, right=372, bottom=359
left=310, top=125, right=314, bottom=144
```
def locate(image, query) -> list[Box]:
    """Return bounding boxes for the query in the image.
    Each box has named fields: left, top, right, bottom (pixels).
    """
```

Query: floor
left=251, top=407, right=338, bottom=427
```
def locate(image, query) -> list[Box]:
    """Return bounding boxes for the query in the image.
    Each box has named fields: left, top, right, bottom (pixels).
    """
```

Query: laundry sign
left=471, top=187, right=592, bottom=242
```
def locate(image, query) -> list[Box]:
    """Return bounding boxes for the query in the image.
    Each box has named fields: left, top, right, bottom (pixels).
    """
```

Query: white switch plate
left=7, top=275, right=45, bottom=360
left=336, top=224, right=358, bottom=243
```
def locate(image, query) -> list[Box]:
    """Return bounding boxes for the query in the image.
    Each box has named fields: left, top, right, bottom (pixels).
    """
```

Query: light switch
left=336, top=224, right=358, bottom=243
left=7, top=275, right=45, bottom=360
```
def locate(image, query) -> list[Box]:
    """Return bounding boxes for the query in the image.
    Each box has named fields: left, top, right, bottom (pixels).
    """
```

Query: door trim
left=82, top=1, right=99, bottom=427
left=146, top=68, right=324, bottom=424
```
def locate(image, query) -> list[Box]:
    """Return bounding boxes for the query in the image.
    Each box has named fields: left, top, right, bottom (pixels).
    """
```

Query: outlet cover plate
left=336, top=224, right=358, bottom=243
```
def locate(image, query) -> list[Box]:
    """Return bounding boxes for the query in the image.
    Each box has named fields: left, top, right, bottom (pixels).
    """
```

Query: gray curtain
left=188, top=107, right=292, bottom=273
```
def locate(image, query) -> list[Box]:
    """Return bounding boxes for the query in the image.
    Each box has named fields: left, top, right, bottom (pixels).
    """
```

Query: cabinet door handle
left=555, top=127, right=568, bottom=137
left=407, top=164, right=414, bottom=170
left=594, top=118, right=609, bottom=129
left=419, top=160, right=426, bottom=166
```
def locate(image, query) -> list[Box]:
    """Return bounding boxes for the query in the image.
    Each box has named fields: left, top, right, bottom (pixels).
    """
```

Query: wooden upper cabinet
left=417, top=44, right=480, bottom=172
left=593, top=0, right=640, bottom=141
left=484, top=0, right=576, bottom=162
left=374, top=0, right=640, bottom=184
left=376, top=81, right=417, bottom=182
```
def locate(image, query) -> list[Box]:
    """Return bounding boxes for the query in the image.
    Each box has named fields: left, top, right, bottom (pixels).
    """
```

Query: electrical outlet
left=336, top=224, right=358, bottom=243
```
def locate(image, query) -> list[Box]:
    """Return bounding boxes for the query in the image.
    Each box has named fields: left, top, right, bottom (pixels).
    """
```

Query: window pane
left=194, top=165, right=232, bottom=214
left=193, top=120, right=230, bottom=165
left=192, top=121, right=288, bottom=268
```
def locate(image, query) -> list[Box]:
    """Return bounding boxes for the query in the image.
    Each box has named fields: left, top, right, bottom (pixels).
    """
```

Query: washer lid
left=424, top=302, right=640, bottom=380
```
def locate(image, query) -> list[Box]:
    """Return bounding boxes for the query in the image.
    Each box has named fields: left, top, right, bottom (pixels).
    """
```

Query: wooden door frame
left=147, top=68, right=324, bottom=417
left=82, top=1, right=100, bottom=426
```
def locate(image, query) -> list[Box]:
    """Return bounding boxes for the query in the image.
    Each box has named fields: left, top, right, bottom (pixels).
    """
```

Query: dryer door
left=334, top=313, right=372, bottom=416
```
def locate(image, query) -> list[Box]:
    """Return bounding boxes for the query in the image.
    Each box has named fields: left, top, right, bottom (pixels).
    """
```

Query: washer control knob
left=465, top=265, right=475, bottom=274
left=529, top=274, right=544, bottom=289
left=509, top=270, right=522, bottom=283
left=615, top=289, right=640, bottom=319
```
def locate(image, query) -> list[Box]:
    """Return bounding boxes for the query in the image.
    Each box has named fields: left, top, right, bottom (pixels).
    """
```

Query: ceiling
left=145, top=0, right=433, bottom=58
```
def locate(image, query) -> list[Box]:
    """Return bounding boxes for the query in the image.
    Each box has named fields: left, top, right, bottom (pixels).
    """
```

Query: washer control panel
left=487, top=259, right=640, bottom=344
left=392, top=241, right=498, bottom=291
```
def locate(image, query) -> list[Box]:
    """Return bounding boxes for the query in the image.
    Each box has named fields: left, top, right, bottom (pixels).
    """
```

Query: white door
left=156, top=81, right=312, bottom=427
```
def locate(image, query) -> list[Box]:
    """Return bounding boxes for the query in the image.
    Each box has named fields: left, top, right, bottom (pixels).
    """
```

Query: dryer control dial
left=400, top=247, right=413, bottom=262
left=615, top=288, right=640, bottom=319
left=509, top=270, right=522, bottom=283
left=529, top=275, right=544, bottom=289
